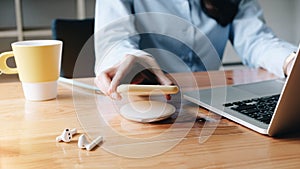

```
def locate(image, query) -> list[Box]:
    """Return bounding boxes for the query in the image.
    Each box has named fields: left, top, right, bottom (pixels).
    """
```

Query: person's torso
left=131, top=0, right=231, bottom=72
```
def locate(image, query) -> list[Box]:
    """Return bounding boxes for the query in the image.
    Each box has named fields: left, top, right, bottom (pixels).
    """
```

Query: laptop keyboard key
left=224, top=94, right=280, bottom=124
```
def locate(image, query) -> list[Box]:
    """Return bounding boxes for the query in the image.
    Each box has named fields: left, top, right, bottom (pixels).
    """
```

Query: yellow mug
left=0, top=40, right=62, bottom=101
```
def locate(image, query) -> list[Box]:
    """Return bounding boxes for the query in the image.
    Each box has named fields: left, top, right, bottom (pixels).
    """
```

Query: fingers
left=95, top=67, right=122, bottom=100
left=94, top=71, right=112, bottom=96
left=286, top=56, right=296, bottom=77
left=109, top=67, right=125, bottom=92
left=95, top=55, right=136, bottom=100
left=108, top=70, right=123, bottom=100
left=138, top=56, right=173, bottom=85
left=108, top=55, right=138, bottom=99
left=95, top=54, right=174, bottom=100
left=165, top=94, right=171, bottom=100
left=152, top=69, right=173, bottom=85
left=131, top=69, right=161, bottom=85
left=136, top=56, right=173, bottom=100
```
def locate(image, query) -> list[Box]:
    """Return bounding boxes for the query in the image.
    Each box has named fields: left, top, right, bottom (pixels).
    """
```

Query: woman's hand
left=95, top=54, right=172, bottom=100
left=284, top=52, right=297, bottom=77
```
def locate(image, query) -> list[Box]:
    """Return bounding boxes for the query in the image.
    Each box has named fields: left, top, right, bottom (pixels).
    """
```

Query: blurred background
left=0, top=0, right=299, bottom=81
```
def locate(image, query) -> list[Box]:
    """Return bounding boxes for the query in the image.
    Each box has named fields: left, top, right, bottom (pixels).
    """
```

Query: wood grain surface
left=1, top=68, right=299, bottom=169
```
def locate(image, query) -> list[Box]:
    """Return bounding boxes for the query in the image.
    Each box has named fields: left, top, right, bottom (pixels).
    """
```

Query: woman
left=94, top=0, right=297, bottom=99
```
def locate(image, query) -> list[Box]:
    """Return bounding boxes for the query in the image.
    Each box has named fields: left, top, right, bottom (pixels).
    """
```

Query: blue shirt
left=95, top=0, right=297, bottom=77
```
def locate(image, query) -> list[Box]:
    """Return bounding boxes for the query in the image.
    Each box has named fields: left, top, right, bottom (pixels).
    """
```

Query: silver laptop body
left=184, top=47, right=300, bottom=136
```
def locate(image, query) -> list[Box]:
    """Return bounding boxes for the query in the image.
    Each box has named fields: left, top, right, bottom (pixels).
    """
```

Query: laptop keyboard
left=223, top=94, right=280, bottom=124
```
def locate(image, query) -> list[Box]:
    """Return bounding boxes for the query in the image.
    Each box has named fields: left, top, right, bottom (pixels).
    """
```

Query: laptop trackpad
left=233, top=80, right=284, bottom=96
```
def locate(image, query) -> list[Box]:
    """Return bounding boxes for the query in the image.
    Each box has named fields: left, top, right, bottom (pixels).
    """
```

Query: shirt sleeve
left=94, top=0, right=151, bottom=75
left=230, top=0, right=297, bottom=78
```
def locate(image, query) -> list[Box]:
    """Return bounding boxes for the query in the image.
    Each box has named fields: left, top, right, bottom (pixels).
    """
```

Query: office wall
left=0, top=0, right=96, bottom=28
left=0, top=0, right=96, bottom=52
left=259, top=0, right=297, bottom=44
left=223, top=0, right=299, bottom=64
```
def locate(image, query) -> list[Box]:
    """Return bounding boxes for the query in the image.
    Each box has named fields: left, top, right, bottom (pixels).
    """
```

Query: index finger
left=95, top=72, right=113, bottom=96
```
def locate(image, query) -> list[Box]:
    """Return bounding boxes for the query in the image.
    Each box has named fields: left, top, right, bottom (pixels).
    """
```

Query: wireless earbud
left=56, top=128, right=77, bottom=142
left=78, top=134, right=103, bottom=151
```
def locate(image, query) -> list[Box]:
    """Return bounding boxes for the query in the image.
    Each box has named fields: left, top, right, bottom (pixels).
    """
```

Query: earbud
left=56, top=128, right=77, bottom=142
left=78, top=134, right=103, bottom=151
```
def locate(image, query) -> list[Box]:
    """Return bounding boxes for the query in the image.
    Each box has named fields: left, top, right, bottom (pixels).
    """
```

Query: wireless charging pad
left=120, top=101, right=176, bottom=123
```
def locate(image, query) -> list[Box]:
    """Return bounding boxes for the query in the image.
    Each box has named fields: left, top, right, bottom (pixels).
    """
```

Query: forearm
left=231, top=0, right=297, bottom=77
left=94, top=0, right=150, bottom=75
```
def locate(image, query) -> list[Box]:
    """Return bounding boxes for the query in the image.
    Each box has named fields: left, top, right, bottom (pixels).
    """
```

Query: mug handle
left=0, top=51, right=18, bottom=74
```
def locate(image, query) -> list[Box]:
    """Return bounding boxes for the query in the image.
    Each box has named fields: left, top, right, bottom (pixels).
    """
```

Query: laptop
left=184, top=46, right=300, bottom=136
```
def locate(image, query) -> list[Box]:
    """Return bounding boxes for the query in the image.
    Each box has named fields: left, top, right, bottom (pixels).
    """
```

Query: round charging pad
left=120, top=101, right=176, bottom=123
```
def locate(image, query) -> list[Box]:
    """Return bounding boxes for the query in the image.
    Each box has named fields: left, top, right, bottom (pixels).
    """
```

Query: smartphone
left=116, top=84, right=179, bottom=95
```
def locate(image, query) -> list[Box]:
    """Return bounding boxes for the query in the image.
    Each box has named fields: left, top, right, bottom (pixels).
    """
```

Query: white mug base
left=22, top=81, right=57, bottom=101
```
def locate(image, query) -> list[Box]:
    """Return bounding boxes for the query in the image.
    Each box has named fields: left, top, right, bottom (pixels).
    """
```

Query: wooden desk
left=1, top=68, right=300, bottom=168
